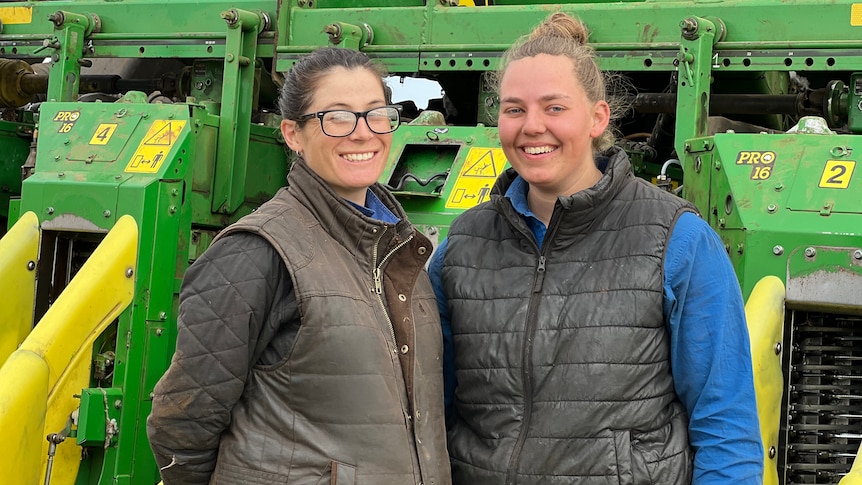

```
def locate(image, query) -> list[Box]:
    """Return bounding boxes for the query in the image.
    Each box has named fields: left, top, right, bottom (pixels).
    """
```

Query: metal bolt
left=854, top=249, right=862, bottom=260
left=774, top=342, right=782, bottom=355
left=155, top=328, right=163, bottom=336
left=804, top=247, right=816, bottom=258
left=58, top=172, right=64, bottom=177
left=772, top=245, right=784, bottom=256
left=680, top=17, right=699, bottom=37
left=125, top=268, right=134, bottom=278
left=767, top=204, right=777, bottom=213
left=169, top=205, right=177, bottom=214
left=27, top=261, right=36, bottom=271
left=114, top=399, right=122, bottom=409
left=103, top=210, right=111, bottom=218
left=769, top=446, right=776, bottom=459
left=159, top=311, right=167, bottom=320
left=46, top=207, right=54, bottom=215
left=774, top=183, right=784, bottom=192
left=427, top=227, right=438, bottom=236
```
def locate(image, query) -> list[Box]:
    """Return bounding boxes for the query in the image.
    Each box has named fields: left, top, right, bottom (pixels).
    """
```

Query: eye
left=502, top=107, right=524, bottom=115
left=324, top=111, right=355, bottom=124
left=548, top=105, right=565, bottom=113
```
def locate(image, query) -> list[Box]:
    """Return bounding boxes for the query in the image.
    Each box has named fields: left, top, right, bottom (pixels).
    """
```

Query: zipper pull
left=532, top=255, right=546, bottom=293
left=373, top=267, right=383, bottom=295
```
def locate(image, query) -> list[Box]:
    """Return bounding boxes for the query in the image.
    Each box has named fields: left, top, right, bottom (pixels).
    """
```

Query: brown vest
left=210, top=162, right=450, bottom=485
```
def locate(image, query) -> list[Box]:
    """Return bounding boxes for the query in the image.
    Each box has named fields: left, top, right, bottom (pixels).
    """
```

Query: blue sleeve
left=428, top=238, right=457, bottom=421
left=663, top=212, right=764, bottom=485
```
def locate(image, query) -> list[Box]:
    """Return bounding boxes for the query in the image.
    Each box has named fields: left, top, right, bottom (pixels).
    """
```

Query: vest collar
left=492, top=146, right=633, bottom=229
left=285, top=159, right=415, bottom=261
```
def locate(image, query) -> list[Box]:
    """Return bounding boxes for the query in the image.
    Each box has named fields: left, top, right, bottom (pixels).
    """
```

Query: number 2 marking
left=819, top=160, right=855, bottom=189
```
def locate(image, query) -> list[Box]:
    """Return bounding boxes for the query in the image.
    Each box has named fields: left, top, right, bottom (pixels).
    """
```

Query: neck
left=526, top=188, right=558, bottom=226
left=526, top=166, right=602, bottom=226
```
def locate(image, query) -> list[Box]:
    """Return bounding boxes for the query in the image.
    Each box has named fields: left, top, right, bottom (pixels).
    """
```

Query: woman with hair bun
left=430, top=12, right=763, bottom=484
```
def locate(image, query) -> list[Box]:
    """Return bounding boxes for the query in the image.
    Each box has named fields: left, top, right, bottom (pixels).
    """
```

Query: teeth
left=523, top=146, right=555, bottom=155
left=343, top=152, right=374, bottom=161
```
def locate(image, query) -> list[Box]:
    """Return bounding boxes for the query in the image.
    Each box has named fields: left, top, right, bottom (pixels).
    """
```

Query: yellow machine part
left=0, top=215, right=138, bottom=485
left=0, top=211, right=39, bottom=365
left=745, top=275, right=786, bottom=485
left=840, top=444, right=862, bottom=484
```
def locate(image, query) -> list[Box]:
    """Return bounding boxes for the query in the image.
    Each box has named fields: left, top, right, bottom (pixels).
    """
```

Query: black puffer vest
left=443, top=148, right=695, bottom=485
left=210, top=161, right=451, bottom=485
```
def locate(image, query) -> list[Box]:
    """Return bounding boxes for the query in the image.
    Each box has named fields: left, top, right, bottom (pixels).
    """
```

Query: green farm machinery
left=1, top=1, right=861, bottom=483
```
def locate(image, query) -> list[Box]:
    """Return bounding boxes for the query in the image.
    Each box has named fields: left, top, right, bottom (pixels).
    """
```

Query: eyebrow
left=501, top=93, right=572, bottom=104
left=318, top=99, right=387, bottom=111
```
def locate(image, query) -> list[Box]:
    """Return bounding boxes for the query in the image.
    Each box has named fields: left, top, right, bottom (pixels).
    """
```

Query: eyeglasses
left=296, top=105, right=401, bottom=137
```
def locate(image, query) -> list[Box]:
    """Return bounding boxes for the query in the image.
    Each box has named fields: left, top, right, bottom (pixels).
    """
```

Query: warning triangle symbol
left=144, top=122, right=175, bottom=146
left=462, top=150, right=498, bottom=177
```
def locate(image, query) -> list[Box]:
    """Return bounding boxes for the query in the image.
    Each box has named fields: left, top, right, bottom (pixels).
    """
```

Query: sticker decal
left=818, top=160, right=855, bottom=189
left=54, top=110, right=80, bottom=134
left=736, top=150, right=775, bottom=181
left=89, top=124, right=118, bottom=145
left=445, top=148, right=508, bottom=210
left=0, top=7, right=33, bottom=25
left=125, top=120, right=187, bottom=173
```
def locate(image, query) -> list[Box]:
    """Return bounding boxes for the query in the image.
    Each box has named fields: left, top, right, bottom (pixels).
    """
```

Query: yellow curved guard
left=0, top=215, right=138, bottom=485
left=840, top=442, right=862, bottom=484
left=744, top=275, right=786, bottom=485
left=0, top=211, right=39, bottom=365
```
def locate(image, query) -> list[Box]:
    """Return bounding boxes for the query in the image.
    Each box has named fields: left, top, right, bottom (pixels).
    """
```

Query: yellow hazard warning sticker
left=125, top=120, right=186, bottom=173
left=0, top=7, right=33, bottom=25
left=852, top=4, right=862, bottom=26
left=89, top=124, right=118, bottom=145
left=818, top=160, right=855, bottom=188
left=445, top=147, right=508, bottom=209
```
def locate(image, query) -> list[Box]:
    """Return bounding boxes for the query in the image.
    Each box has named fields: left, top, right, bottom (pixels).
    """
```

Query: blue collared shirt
left=348, top=189, right=400, bottom=224
left=428, top=174, right=763, bottom=485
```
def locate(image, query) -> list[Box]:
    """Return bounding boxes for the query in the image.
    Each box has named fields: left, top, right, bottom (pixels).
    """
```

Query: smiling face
left=498, top=54, right=610, bottom=198
left=281, top=67, right=392, bottom=206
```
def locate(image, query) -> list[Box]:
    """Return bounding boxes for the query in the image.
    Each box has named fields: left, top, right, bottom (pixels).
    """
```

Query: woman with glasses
left=148, top=47, right=451, bottom=485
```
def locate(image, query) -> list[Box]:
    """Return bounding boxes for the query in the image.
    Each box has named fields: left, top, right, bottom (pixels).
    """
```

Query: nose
left=349, top=115, right=375, bottom=140
left=521, top=110, right=546, bottom=135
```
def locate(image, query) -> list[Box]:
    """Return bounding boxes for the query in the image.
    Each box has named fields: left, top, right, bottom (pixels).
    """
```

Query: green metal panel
left=683, top=132, right=862, bottom=303
left=0, top=119, right=29, bottom=232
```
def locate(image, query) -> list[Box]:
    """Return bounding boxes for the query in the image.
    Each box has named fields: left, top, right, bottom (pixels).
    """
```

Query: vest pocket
left=315, top=461, right=357, bottom=485
left=612, top=430, right=652, bottom=485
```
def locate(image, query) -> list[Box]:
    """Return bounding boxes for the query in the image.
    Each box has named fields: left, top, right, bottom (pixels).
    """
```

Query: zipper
left=372, top=228, right=414, bottom=346
left=506, top=208, right=562, bottom=484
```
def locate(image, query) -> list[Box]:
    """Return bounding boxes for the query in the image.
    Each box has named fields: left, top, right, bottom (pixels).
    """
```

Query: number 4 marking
left=89, top=124, right=118, bottom=145
left=818, top=160, right=856, bottom=189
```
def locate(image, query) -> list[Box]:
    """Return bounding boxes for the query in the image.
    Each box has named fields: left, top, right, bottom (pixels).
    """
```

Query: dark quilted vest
left=210, top=161, right=450, bottom=485
left=443, top=148, right=696, bottom=485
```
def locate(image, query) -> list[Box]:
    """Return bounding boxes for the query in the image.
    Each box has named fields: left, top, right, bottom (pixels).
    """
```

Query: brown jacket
left=209, top=160, right=450, bottom=484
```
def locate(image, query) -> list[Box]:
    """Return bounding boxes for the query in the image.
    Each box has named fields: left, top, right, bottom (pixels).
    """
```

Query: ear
left=281, top=119, right=304, bottom=154
left=589, top=100, right=611, bottom=139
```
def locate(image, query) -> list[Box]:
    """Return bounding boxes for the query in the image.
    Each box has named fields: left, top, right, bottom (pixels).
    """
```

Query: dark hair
left=494, top=13, right=616, bottom=151
left=278, top=47, right=390, bottom=124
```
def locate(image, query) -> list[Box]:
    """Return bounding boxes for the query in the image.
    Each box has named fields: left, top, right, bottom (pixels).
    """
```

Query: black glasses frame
left=295, top=105, right=401, bottom=137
